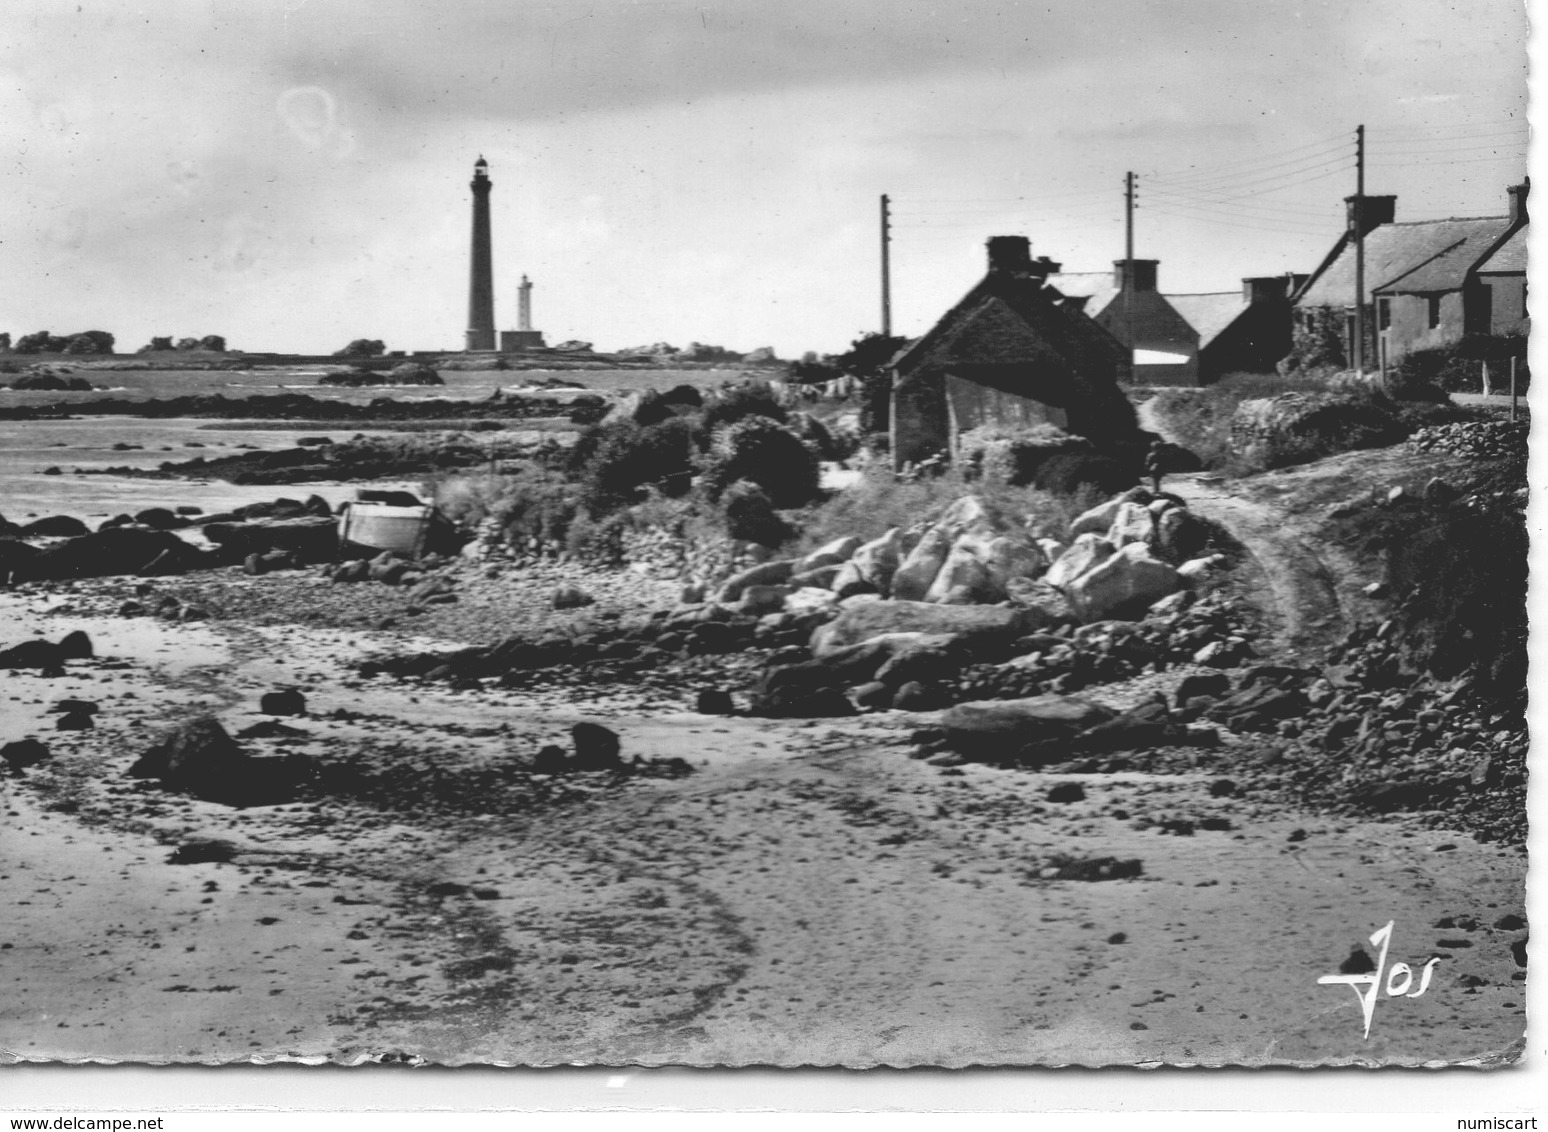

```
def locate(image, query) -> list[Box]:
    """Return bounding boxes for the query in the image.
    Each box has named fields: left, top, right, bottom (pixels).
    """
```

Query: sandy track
left=0, top=592, right=1526, bottom=1067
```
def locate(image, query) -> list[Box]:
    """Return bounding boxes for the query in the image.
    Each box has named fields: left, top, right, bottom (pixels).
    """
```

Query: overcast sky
left=0, top=0, right=1531, bottom=357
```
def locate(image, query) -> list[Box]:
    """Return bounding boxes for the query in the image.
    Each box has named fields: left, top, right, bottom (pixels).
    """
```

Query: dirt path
left=1138, top=399, right=1348, bottom=657
left=0, top=590, right=1526, bottom=1067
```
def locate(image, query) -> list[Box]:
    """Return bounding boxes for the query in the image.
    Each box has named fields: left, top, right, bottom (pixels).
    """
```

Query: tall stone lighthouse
left=465, top=157, right=497, bottom=352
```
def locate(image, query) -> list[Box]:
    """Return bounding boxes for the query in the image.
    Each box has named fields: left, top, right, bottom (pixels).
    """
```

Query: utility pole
left=1124, top=172, right=1136, bottom=373
left=880, top=194, right=892, bottom=337
left=1353, top=124, right=1365, bottom=375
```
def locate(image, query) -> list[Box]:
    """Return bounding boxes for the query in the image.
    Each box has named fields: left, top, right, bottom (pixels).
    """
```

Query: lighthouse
left=465, top=157, right=496, bottom=352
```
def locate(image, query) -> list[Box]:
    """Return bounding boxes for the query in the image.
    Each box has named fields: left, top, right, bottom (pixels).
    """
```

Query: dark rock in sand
left=0, top=639, right=65, bottom=670
left=14, top=527, right=208, bottom=582
left=695, top=689, right=735, bottom=715
left=1494, top=914, right=1526, bottom=931
left=571, top=722, right=622, bottom=768
left=134, top=508, right=184, bottom=531
left=55, top=711, right=93, bottom=731
left=204, top=516, right=337, bottom=564
left=1339, top=947, right=1377, bottom=975
left=1046, top=782, right=1086, bottom=803
left=168, top=839, right=238, bottom=865
left=18, top=515, right=90, bottom=539
left=533, top=744, right=570, bottom=774
left=941, top=695, right=1117, bottom=764
left=1208, top=778, right=1237, bottom=797
left=1, top=739, right=51, bottom=772
left=128, top=714, right=305, bottom=807
left=49, top=698, right=98, bottom=715
left=260, top=689, right=307, bottom=716
left=0, top=538, right=42, bottom=581
left=56, top=630, right=93, bottom=660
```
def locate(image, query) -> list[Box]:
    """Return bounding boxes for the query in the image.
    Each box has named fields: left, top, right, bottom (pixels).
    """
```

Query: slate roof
left=1164, top=292, right=1250, bottom=349
left=1477, top=225, right=1527, bottom=274
left=1044, top=272, right=1120, bottom=318
left=1297, top=215, right=1515, bottom=305
left=892, top=266, right=1129, bottom=403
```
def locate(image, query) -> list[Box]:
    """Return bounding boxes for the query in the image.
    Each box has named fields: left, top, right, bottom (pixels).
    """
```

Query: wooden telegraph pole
left=1124, top=171, right=1136, bottom=372
left=1353, top=125, right=1366, bottom=375
left=880, top=194, right=893, bottom=337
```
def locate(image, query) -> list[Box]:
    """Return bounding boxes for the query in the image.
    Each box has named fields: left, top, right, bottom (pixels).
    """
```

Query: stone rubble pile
left=1405, top=419, right=1527, bottom=460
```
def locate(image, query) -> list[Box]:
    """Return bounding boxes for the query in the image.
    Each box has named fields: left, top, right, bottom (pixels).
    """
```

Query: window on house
left=1427, top=294, right=1442, bottom=329
left=1378, top=298, right=1391, bottom=331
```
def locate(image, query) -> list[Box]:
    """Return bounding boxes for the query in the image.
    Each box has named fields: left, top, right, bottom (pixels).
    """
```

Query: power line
left=1148, top=148, right=1355, bottom=194
left=1144, top=128, right=1351, bottom=181
left=1146, top=138, right=1353, bottom=186
left=1369, top=138, right=1531, bottom=157
left=1371, top=153, right=1529, bottom=169
left=1141, top=183, right=1339, bottom=218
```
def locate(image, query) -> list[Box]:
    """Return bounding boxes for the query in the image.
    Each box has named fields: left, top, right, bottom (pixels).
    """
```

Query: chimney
left=1507, top=179, right=1529, bottom=226
left=1345, top=194, right=1396, bottom=237
left=1242, top=276, right=1289, bottom=304
left=1113, top=259, right=1158, bottom=292
left=986, top=235, right=1034, bottom=274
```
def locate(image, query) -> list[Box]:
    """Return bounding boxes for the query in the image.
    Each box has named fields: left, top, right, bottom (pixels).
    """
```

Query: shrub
left=722, top=480, right=793, bottom=547
left=198, top=335, right=227, bottom=352
left=336, top=338, right=386, bottom=358
left=0, top=333, right=10, bottom=352
left=1390, top=335, right=1529, bottom=395
left=700, top=415, right=820, bottom=507
left=14, top=331, right=62, bottom=354
left=701, top=381, right=787, bottom=430
left=958, top=423, right=1087, bottom=486
left=631, top=384, right=704, bottom=426
left=578, top=416, right=699, bottom=515
left=64, top=334, right=101, bottom=354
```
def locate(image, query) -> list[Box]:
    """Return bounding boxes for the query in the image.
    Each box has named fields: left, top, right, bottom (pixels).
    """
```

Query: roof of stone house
left=1476, top=225, right=1527, bottom=274
left=893, top=265, right=1129, bottom=402
left=1163, top=292, right=1250, bottom=349
left=1044, top=272, right=1120, bottom=317
left=1297, top=215, right=1515, bottom=305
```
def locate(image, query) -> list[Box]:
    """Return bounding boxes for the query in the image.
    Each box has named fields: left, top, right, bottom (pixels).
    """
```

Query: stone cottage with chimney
left=1046, top=262, right=1297, bottom=385
left=1289, top=180, right=1528, bottom=371
left=889, top=236, right=1138, bottom=471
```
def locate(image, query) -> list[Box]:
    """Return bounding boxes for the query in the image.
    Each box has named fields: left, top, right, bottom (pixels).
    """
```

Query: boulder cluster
left=705, top=488, right=1223, bottom=630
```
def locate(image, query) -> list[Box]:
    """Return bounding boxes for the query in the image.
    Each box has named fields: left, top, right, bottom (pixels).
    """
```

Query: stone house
left=1047, top=263, right=1296, bottom=385
left=1289, top=181, right=1527, bottom=371
left=889, top=236, right=1137, bottom=471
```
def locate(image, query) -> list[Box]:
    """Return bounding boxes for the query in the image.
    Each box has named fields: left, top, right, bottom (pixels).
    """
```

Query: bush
left=578, top=416, right=700, bottom=515
left=631, top=384, right=704, bottom=426
left=701, top=381, right=787, bottom=430
left=14, top=331, right=62, bottom=354
left=958, top=423, right=1088, bottom=486
left=1390, top=336, right=1529, bottom=395
left=336, top=338, right=386, bottom=358
left=700, top=415, right=820, bottom=507
left=722, top=480, right=793, bottom=547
